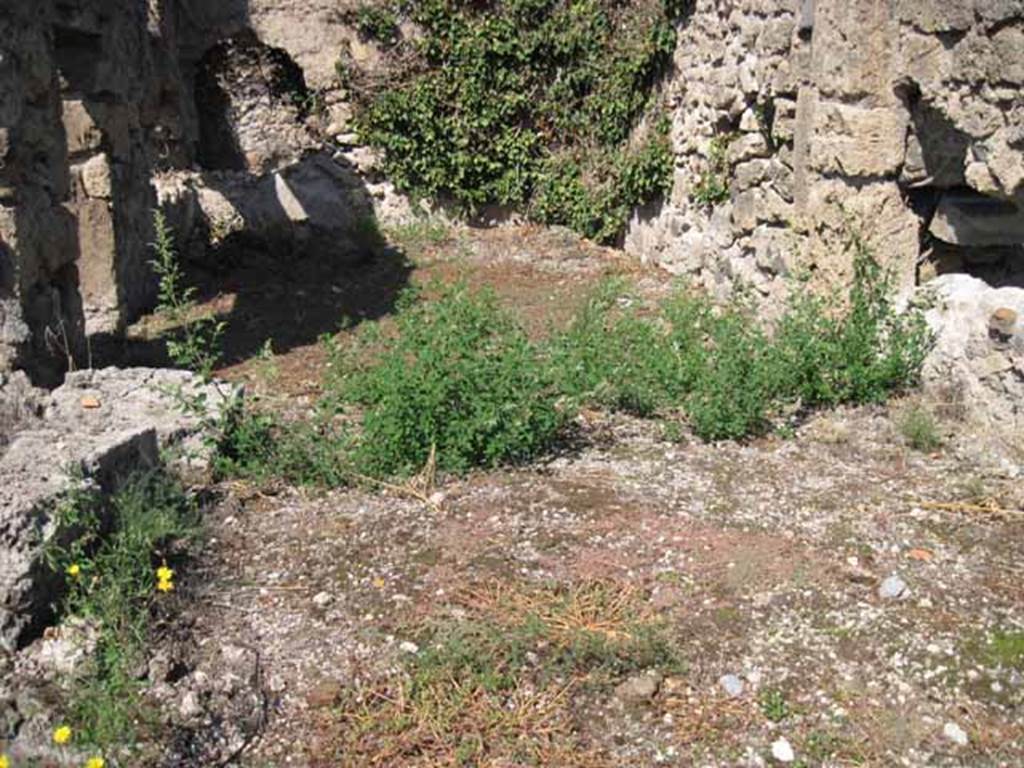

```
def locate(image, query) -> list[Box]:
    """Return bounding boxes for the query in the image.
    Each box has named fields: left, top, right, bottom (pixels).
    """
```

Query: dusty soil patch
left=116, top=226, right=1022, bottom=767
left=157, top=405, right=1024, bottom=767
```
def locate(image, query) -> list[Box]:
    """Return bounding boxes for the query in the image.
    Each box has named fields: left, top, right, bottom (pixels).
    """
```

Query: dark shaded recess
left=897, top=81, right=1024, bottom=288
left=53, top=24, right=103, bottom=93
left=194, top=32, right=313, bottom=170
left=93, top=152, right=413, bottom=371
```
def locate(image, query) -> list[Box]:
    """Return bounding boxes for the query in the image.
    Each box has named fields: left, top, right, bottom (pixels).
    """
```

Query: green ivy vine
left=347, top=0, right=689, bottom=243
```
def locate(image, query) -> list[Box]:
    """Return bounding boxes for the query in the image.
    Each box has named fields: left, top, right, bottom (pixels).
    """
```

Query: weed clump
left=773, top=237, right=931, bottom=408
left=551, top=245, right=931, bottom=441
left=150, top=210, right=225, bottom=381
left=352, top=4, right=399, bottom=46
left=216, top=238, right=931, bottom=484
left=331, top=282, right=566, bottom=477
left=897, top=403, right=942, bottom=452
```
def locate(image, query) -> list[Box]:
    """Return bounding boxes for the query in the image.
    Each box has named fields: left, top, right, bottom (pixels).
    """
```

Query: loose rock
left=719, top=673, right=745, bottom=698
left=615, top=670, right=663, bottom=704
left=771, top=737, right=795, bottom=763
left=943, top=721, right=969, bottom=746
left=879, top=574, right=910, bottom=600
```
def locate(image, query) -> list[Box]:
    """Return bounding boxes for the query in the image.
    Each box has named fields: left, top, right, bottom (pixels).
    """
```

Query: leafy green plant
left=354, top=4, right=400, bottom=46
left=773, top=234, right=933, bottom=408
left=330, top=282, right=567, bottom=477
left=550, top=279, right=699, bottom=416
left=216, top=229, right=933, bottom=487
left=351, top=0, right=680, bottom=243
left=548, top=235, right=931, bottom=441
left=759, top=687, right=789, bottom=723
left=44, top=470, right=200, bottom=752
left=897, top=403, right=942, bottom=452
left=690, top=132, right=733, bottom=207
left=682, top=303, right=777, bottom=440
left=150, top=210, right=225, bottom=381
left=213, top=408, right=355, bottom=487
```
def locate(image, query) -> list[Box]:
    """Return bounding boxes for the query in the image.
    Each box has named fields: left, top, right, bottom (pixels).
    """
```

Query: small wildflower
left=85, top=757, right=106, bottom=768
left=67, top=562, right=81, bottom=577
left=156, top=564, right=175, bottom=593
left=0, top=753, right=10, bottom=768
left=53, top=724, right=72, bottom=745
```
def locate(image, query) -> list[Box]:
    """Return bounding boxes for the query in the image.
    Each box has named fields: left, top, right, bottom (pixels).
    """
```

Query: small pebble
left=943, top=722, right=968, bottom=746
left=879, top=574, right=909, bottom=600
left=615, top=670, right=663, bottom=703
left=771, top=737, right=795, bottom=763
left=312, top=591, right=333, bottom=608
left=719, top=673, right=744, bottom=698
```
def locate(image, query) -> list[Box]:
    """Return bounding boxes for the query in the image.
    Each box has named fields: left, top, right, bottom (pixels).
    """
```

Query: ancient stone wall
left=0, top=2, right=78, bottom=383
left=3, top=0, right=1022, bottom=383
left=1, top=0, right=193, bottom=383
left=626, top=0, right=1024, bottom=303
left=1, top=0, right=402, bottom=384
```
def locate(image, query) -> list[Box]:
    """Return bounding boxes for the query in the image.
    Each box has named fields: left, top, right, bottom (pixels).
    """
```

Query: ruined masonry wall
left=2, top=0, right=1022, bottom=383
left=626, top=0, right=1024, bottom=303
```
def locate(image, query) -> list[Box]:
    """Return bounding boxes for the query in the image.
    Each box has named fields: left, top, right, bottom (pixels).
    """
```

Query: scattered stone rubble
left=0, top=367, right=235, bottom=651
left=918, top=274, right=1024, bottom=468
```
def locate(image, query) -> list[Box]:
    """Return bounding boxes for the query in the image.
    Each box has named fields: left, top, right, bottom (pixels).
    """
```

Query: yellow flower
left=156, top=578, right=174, bottom=593
left=156, top=565, right=174, bottom=582
left=53, top=724, right=72, bottom=745
left=85, top=757, right=106, bottom=768
left=0, top=752, right=10, bottom=768
left=67, top=562, right=81, bottom=577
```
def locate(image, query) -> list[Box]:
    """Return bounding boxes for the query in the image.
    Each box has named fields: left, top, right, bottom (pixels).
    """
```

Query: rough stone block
left=809, top=103, right=908, bottom=177
left=894, top=0, right=974, bottom=32
left=74, top=199, right=119, bottom=335
left=61, top=100, right=102, bottom=155
left=0, top=368, right=238, bottom=650
left=78, top=153, right=113, bottom=199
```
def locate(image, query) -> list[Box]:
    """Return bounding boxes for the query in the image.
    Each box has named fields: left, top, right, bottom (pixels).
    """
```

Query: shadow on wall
left=1, top=1, right=90, bottom=386
left=900, top=86, right=1024, bottom=288
left=93, top=5, right=413, bottom=371
left=100, top=158, right=414, bottom=371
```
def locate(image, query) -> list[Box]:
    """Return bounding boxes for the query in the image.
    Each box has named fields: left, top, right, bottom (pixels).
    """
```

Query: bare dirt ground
left=152, top=226, right=1022, bottom=767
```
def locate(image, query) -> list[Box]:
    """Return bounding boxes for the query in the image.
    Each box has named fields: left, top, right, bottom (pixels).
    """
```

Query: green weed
left=150, top=210, right=225, bottom=381
left=774, top=237, right=932, bottom=408
left=897, top=404, right=942, bottom=452
left=353, top=4, right=399, bottom=46
left=987, top=630, right=1024, bottom=670
left=549, top=241, right=930, bottom=441
left=691, top=133, right=733, bottom=207
left=759, top=687, right=789, bottom=723
left=216, top=235, right=931, bottom=484
left=549, top=280, right=688, bottom=416
left=330, top=282, right=567, bottom=477
left=383, top=216, right=452, bottom=259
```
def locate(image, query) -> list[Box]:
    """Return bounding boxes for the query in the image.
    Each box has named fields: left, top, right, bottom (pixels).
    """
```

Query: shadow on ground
left=93, top=235, right=412, bottom=372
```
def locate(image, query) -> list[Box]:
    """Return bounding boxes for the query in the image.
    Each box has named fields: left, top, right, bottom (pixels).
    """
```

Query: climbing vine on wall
left=346, top=0, right=688, bottom=243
